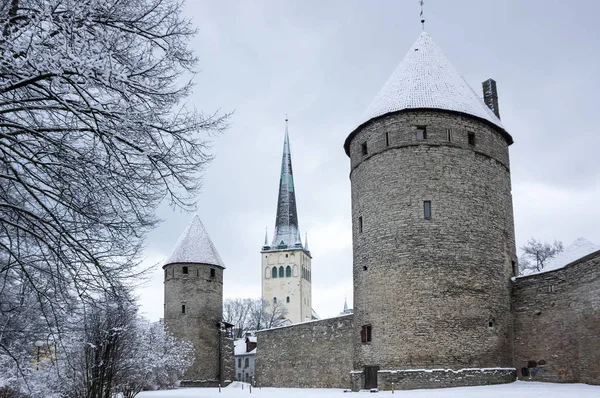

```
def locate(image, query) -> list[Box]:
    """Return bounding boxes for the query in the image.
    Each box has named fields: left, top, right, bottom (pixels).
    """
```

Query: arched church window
left=285, top=266, right=291, bottom=277
left=279, top=266, right=284, bottom=278
left=272, top=267, right=277, bottom=278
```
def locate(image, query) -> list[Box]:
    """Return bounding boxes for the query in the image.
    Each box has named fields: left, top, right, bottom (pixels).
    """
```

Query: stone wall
left=350, top=368, right=515, bottom=391
left=254, top=314, right=353, bottom=388
left=348, top=110, right=516, bottom=377
left=513, top=251, right=600, bottom=385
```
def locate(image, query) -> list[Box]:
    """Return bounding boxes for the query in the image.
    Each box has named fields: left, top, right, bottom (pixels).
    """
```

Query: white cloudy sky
left=136, top=0, right=600, bottom=322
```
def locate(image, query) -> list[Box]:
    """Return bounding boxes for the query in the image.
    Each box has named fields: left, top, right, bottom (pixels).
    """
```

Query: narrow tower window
left=468, top=132, right=476, bottom=146
left=286, top=296, right=290, bottom=303
left=446, top=128, right=452, bottom=142
left=424, top=201, right=432, bottom=219
left=361, top=142, right=368, bottom=156
left=278, top=266, right=284, bottom=278
left=286, top=266, right=291, bottom=277
left=416, top=125, right=427, bottom=140
left=358, top=216, right=363, bottom=233
left=210, top=268, right=216, bottom=278
left=361, top=325, right=372, bottom=343
left=182, top=266, right=188, bottom=275
left=273, top=297, right=277, bottom=304
left=385, top=132, right=390, bottom=147
left=181, top=305, right=186, bottom=314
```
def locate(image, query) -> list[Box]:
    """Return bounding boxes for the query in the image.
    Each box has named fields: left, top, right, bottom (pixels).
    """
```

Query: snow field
left=138, top=381, right=600, bottom=398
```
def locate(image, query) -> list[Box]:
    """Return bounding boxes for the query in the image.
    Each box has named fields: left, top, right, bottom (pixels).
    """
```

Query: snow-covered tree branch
left=0, top=0, right=228, bottom=393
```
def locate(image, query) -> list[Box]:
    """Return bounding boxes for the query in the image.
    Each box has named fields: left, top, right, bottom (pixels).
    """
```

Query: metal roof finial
left=420, top=1, right=425, bottom=31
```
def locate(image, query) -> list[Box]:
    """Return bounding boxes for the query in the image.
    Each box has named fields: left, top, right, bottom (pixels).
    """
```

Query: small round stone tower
left=163, top=214, right=232, bottom=386
left=346, top=32, right=518, bottom=390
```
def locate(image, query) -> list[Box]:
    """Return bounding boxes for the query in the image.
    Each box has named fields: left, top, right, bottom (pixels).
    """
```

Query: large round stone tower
left=346, top=33, right=518, bottom=390
left=163, top=214, right=233, bottom=386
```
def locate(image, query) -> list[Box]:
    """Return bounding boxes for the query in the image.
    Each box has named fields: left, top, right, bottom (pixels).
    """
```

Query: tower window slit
left=468, top=132, right=476, bottom=146
left=416, top=125, right=427, bottom=140
left=446, top=128, right=452, bottom=141
left=385, top=132, right=390, bottom=147
left=361, top=142, right=368, bottom=156
left=424, top=201, right=432, bottom=219
left=182, top=266, right=188, bottom=275
left=358, top=216, right=363, bottom=233
left=210, top=268, right=216, bottom=278
left=181, top=304, right=186, bottom=314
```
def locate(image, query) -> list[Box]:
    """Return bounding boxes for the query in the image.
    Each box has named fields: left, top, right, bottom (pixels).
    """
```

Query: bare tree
left=223, top=298, right=253, bottom=339
left=519, top=238, right=564, bottom=274
left=0, top=0, right=229, bottom=389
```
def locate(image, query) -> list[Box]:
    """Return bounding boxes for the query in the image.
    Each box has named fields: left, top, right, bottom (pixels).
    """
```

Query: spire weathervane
left=420, top=0, right=425, bottom=31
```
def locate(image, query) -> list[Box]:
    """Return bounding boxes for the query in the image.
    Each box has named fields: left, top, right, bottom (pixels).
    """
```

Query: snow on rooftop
left=356, top=32, right=504, bottom=132
left=164, top=214, right=224, bottom=268
left=534, top=238, right=599, bottom=275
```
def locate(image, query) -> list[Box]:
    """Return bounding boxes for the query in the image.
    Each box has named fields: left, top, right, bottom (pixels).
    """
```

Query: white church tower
left=261, top=119, right=313, bottom=324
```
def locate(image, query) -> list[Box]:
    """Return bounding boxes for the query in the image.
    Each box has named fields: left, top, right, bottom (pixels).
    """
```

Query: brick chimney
left=482, top=78, right=500, bottom=119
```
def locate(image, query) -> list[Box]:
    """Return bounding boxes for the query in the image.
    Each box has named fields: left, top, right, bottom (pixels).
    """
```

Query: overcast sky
left=137, top=0, right=600, bottom=322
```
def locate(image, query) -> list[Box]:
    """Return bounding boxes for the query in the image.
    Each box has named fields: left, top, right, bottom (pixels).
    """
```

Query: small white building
left=234, top=335, right=257, bottom=383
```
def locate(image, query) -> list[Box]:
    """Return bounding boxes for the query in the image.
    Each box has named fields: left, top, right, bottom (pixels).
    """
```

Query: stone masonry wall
left=348, top=110, right=517, bottom=378
left=164, top=262, right=224, bottom=383
left=513, top=251, right=600, bottom=385
left=254, top=314, right=353, bottom=388
left=352, top=368, right=516, bottom=391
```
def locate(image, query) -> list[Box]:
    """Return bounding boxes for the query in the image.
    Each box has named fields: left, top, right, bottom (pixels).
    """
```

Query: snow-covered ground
left=138, top=381, right=600, bottom=398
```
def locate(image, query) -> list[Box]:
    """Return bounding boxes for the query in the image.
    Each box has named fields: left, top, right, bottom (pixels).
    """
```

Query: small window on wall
left=181, top=305, right=186, bottom=314
left=424, top=201, right=432, bottom=219
left=468, top=132, right=476, bottom=146
left=272, top=267, right=278, bottom=278
left=358, top=216, right=363, bottom=233
left=238, top=358, right=242, bottom=368
left=416, top=125, right=427, bottom=140
left=286, top=266, right=292, bottom=277
left=361, top=142, right=368, bottom=156
left=245, top=358, right=249, bottom=367
left=361, top=325, right=372, bottom=343
left=278, top=266, right=284, bottom=278
left=385, top=132, right=390, bottom=147
left=446, top=128, right=452, bottom=142
left=273, top=297, right=277, bottom=304
left=210, top=268, right=216, bottom=278
left=182, top=266, right=188, bottom=275
left=286, top=296, right=290, bottom=303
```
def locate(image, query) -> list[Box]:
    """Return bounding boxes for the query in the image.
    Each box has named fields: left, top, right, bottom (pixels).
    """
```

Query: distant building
left=234, top=334, right=257, bottom=383
left=261, top=119, right=315, bottom=324
left=339, top=298, right=352, bottom=316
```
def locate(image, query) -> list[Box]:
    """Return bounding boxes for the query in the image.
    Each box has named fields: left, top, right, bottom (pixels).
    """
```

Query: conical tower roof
left=345, top=32, right=511, bottom=153
left=271, top=119, right=301, bottom=249
left=164, top=214, right=224, bottom=268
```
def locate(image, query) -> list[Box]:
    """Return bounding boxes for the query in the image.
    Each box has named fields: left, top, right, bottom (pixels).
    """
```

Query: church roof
left=345, top=32, right=511, bottom=154
left=270, top=120, right=303, bottom=250
left=164, top=214, right=225, bottom=268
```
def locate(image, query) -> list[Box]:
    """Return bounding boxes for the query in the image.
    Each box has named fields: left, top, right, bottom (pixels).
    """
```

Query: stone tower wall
left=513, top=251, right=600, bottom=385
left=164, top=262, right=224, bottom=383
left=254, top=315, right=353, bottom=388
left=348, top=110, right=517, bottom=381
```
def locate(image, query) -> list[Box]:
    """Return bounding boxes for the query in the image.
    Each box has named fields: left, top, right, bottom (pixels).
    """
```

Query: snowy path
left=138, top=381, right=600, bottom=398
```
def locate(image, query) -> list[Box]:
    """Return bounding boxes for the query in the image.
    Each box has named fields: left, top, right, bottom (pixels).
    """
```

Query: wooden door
left=364, top=366, right=379, bottom=389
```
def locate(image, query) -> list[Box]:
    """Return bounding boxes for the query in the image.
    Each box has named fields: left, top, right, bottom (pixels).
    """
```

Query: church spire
left=271, top=117, right=301, bottom=249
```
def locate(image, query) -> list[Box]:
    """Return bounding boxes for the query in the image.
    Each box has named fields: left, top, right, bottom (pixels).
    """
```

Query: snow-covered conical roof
left=345, top=32, right=511, bottom=153
left=164, top=214, right=225, bottom=268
